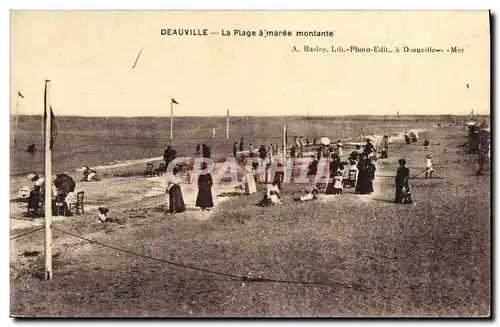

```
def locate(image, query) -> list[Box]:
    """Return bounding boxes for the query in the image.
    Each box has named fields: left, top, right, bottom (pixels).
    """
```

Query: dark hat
left=98, top=207, right=109, bottom=214
left=398, top=159, right=406, bottom=165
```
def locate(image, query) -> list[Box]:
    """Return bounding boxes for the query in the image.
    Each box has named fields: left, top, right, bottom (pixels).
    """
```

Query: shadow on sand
left=372, top=198, right=396, bottom=204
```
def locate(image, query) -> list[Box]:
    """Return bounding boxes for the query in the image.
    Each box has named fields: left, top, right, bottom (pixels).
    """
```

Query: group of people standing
left=163, top=144, right=215, bottom=215
left=163, top=130, right=419, bottom=214
left=322, top=139, right=378, bottom=197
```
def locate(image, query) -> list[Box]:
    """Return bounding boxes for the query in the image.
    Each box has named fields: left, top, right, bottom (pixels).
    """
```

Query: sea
left=10, top=115, right=470, bottom=176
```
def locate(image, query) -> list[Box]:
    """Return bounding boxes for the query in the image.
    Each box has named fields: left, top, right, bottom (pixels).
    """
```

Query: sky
left=10, top=10, right=491, bottom=117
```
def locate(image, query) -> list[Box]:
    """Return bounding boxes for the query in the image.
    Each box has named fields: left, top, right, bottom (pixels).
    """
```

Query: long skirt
left=366, top=179, right=374, bottom=193
left=195, top=185, right=214, bottom=209
left=168, top=184, right=186, bottom=213
left=245, top=173, right=257, bottom=194
left=355, top=172, right=366, bottom=193
left=395, top=183, right=412, bottom=204
left=325, top=181, right=335, bottom=194
left=355, top=174, right=373, bottom=194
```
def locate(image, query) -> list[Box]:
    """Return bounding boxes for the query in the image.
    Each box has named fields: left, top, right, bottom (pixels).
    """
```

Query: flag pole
left=226, top=109, right=229, bottom=140
left=283, top=123, right=287, bottom=178
left=14, top=92, right=20, bottom=145
left=170, top=98, right=173, bottom=141
left=44, top=80, right=53, bottom=280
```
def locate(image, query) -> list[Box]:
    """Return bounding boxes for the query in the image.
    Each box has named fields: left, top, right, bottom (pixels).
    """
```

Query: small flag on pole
left=44, top=106, right=58, bottom=150
left=18, top=91, right=25, bottom=99
left=172, top=98, right=179, bottom=105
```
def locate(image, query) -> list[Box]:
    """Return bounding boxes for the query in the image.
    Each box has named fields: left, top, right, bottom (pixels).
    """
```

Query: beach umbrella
left=54, top=173, right=76, bottom=194
left=320, top=137, right=331, bottom=146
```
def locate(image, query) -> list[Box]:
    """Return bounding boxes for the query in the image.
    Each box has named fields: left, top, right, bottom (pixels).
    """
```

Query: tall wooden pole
left=14, top=93, right=20, bottom=145
left=170, top=99, right=173, bottom=141
left=226, top=109, right=229, bottom=140
left=283, top=123, right=287, bottom=178
left=44, top=80, right=53, bottom=280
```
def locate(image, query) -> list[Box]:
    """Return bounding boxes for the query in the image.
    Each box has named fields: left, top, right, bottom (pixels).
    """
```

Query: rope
left=10, top=226, right=45, bottom=241
left=51, top=226, right=368, bottom=291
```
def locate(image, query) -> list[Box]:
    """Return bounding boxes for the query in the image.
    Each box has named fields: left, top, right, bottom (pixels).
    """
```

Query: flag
left=18, top=91, right=24, bottom=99
left=172, top=98, right=179, bottom=105
left=43, top=81, right=58, bottom=150
left=44, top=106, right=58, bottom=150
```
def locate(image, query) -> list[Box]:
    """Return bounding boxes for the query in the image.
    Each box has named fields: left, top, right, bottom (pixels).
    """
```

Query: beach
left=10, top=118, right=490, bottom=317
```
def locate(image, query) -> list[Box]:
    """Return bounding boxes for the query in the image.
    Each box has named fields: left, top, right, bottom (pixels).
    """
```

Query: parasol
left=53, top=173, right=76, bottom=195
left=320, top=137, right=331, bottom=146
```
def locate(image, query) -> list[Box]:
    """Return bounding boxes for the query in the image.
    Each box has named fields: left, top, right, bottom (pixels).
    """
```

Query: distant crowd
left=160, top=131, right=428, bottom=214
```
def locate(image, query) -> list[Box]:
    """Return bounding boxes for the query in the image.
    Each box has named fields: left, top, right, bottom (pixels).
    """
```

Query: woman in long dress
left=244, top=154, right=257, bottom=195
left=195, top=163, right=214, bottom=211
left=394, top=159, right=412, bottom=204
left=355, top=156, right=368, bottom=194
left=167, top=165, right=185, bottom=214
left=365, top=158, right=376, bottom=194
left=326, top=155, right=344, bottom=194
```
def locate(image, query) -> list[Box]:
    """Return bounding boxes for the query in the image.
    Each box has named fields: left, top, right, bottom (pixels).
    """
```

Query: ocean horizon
left=10, top=115, right=485, bottom=176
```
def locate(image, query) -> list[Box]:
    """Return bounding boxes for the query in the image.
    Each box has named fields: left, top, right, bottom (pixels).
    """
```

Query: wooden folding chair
left=144, top=163, right=154, bottom=177
left=155, top=163, right=165, bottom=177
left=69, top=191, right=85, bottom=215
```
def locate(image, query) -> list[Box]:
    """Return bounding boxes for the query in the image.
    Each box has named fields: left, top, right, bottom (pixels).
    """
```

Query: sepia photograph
left=9, top=10, right=491, bottom=317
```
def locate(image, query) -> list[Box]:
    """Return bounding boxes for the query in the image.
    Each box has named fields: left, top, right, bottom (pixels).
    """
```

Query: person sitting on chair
left=27, top=173, right=44, bottom=193
left=52, top=192, right=73, bottom=217
left=27, top=188, right=43, bottom=218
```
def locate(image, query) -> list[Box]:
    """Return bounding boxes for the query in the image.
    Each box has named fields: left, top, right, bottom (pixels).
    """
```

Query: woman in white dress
left=244, top=154, right=257, bottom=195
left=258, top=180, right=281, bottom=206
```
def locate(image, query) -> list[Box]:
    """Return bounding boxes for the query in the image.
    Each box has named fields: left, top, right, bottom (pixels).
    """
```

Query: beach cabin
left=466, top=122, right=489, bottom=154
left=480, top=127, right=491, bottom=158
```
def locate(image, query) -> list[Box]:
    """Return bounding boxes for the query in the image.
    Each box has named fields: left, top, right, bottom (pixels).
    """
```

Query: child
left=333, top=170, right=343, bottom=195
left=425, top=154, right=434, bottom=179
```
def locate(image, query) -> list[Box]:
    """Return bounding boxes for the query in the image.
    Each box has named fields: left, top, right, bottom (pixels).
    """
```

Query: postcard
left=10, top=10, right=491, bottom=318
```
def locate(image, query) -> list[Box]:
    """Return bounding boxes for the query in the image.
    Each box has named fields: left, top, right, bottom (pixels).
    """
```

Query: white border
left=2, top=1, right=498, bottom=326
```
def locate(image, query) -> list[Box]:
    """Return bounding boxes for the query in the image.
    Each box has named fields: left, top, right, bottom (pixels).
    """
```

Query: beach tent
left=467, top=122, right=489, bottom=154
